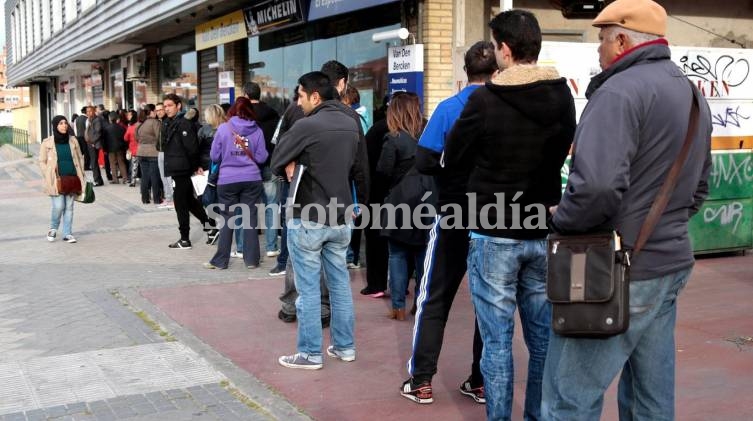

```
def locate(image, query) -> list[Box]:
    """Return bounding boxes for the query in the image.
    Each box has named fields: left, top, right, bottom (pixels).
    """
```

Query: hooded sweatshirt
left=444, top=65, right=576, bottom=239
left=210, top=116, right=268, bottom=185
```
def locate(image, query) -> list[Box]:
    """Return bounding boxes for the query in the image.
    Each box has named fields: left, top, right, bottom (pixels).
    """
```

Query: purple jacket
left=210, top=116, right=268, bottom=185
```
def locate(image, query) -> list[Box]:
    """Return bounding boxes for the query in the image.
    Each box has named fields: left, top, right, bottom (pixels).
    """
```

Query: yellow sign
left=195, top=10, right=248, bottom=51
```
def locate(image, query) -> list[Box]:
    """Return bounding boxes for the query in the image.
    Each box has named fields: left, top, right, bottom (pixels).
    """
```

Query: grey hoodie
left=551, top=40, right=713, bottom=281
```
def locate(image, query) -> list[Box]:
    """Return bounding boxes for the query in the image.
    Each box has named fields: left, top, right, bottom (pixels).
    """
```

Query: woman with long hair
left=199, top=104, right=227, bottom=245
left=39, top=116, right=87, bottom=243
left=204, top=97, right=268, bottom=269
left=135, top=104, right=162, bottom=204
left=124, top=109, right=139, bottom=186
left=376, top=92, right=433, bottom=320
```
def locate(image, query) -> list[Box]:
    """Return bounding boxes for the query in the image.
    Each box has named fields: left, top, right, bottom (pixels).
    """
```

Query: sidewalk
left=2, top=150, right=751, bottom=420
left=141, top=253, right=753, bottom=420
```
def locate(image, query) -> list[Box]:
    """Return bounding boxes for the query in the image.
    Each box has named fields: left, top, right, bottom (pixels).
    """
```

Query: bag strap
left=632, top=80, right=700, bottom=256
left=233, top=130, right=255, bottom=162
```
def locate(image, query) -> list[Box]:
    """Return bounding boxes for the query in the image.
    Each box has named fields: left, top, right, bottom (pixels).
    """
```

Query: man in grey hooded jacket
left=543, top=0, right=713, bottom=419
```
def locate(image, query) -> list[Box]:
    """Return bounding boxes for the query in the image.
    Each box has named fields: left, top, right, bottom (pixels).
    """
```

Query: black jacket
left=376, top=131, right=417, bottom=188
left=381, top=167, right=437, bottom=246
left=163, top=115, right=200, bottom=177
left=445, top=66, right=576, bottom=240
left=251, top=101, right=281, bottom=166
left=85, top=115, right=105, bottom=149
left=103, top=122, right=126, bottom=153
left=196, top=124, right=215, bottom=170
left=365, top=118, right=390, bottom=204
left=271, top=100, right=365, bottom=226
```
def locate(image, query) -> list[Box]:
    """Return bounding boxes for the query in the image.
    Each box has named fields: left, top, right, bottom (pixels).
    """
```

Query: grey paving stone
left=2, top=413, right=26, bottom=421
left=201, top=384, right=225, bottom=395
left=163, top=389, right=189, bottom=399
left=86, top=401, right=109, bottom=411
left=131, top=403, right=157, bottom=416
left=169, top=397, right=196, bottom=411
left=152, top=400, right=178, bottom=412
left=107, top=404, right=136, bottom=419
left=24, top=409, right=46, bottom=421
left=71, top=414, right=96, bottom=421
left=65, top=402, right=88, bottom=414
left=190, top=392, right=220, bottom=407
left=124, top=394, right=150, bottom=406
left=143, top=391, right=166, bottom=404
left=45, top=405, right=68, bottom=418
left=212, top=389, right=238, bottom=403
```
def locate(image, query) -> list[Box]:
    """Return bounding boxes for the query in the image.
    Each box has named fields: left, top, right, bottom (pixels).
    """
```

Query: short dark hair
left=144, top=103, right=156, bottom=112
left=465, top=41, right=498, bottom=82
left=163, top=93, right=182, bottom=105
left=320, top=60, right=349, bottom=87
left=489, top=10, right=542, bottom=63
left=243, top=82, right=261, bottom=100
left=298, top=71, right=335, bottom=101
left=108, top=112, right=119, bottom=123
left=80, top=107, right=87, bottom=114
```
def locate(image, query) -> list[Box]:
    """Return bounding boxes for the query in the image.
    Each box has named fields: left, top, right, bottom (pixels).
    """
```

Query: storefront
left=247, top=1, right=403, bottom=117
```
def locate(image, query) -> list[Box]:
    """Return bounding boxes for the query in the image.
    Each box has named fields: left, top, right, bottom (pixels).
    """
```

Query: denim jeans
left=50, top=195, right=76, bottom=237
left=467, top=235, right=550, bottom=421
left=263, top=178, right=280, bottom=252
left=157, top=151, right=173, bottom=201
left=388, top=240, right=426, bottom=310
left=541, top=268, right=692, bottom=421
left=287, top=219, right=353, bottom=357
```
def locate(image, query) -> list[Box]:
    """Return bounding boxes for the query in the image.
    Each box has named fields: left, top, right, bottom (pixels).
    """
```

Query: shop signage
left=387, top=44, right=424, bottom=109
left=219, top=71, right=235, bottom=105
left=218, top=71, right=234, bottom=89
left=195, top=10, right=248, bottom=51
left=244, top=0, right=305, bottom=36
left=308, top=0, right=399, bottom=21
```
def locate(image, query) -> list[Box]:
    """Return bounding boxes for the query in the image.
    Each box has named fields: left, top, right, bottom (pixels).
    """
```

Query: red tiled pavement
left=141, top=253, right=753, bottom=420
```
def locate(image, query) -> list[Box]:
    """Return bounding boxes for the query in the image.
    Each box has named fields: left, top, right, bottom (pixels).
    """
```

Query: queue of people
left=38, top=1, right=713, bottom=419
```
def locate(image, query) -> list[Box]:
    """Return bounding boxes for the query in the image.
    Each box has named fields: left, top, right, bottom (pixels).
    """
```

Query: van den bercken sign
left=195, top=10, right=248, bottom=51
left=244, top=0, right=305, bottom=36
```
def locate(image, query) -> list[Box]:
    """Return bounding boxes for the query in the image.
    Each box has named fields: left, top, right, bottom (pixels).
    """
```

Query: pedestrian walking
left=39, top=116, right=87, bottom=244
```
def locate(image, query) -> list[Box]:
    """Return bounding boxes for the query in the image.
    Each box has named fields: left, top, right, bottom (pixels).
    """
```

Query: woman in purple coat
left=204, top=97, right=268, bottom=269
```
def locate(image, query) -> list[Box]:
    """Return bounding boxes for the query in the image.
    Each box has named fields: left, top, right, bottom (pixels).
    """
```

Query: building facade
left=4, top=0, right=752, bottom=141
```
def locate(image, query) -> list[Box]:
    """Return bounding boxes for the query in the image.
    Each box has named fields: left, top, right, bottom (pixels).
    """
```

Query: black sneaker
left=206, top=229, right=219, bottom=245
left=269, top=265, right=286, bottom=276
left=459, top=378, right=486, bottom=404
left=400, top=378, right=433, bottom=404
left=168, top=240, right=192, bottom=249
left=278, top=310, right=296, bottom=323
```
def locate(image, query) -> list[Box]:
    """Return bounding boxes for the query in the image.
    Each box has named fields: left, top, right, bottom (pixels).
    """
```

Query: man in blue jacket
left=543, top=0, right=713, bottom=419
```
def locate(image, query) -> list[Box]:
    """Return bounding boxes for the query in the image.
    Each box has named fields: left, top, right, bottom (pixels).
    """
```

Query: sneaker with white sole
left=157, top=201, right=174, bottom=209
left=326, top=346, right=356, bottom=362
left=269, top=265, right=286, bottom=276
left=347, top=262, right=361, bottom=269
left=266, top=250, right=280, bottom=257
left=46, top=229, right=56, bottom=242
left=62, top=235, right=77, bottom=243
left=459, top=378, right=486, bottom=404
left=278, top=353, right=323, bottom=370
left=168, top=239, right=192, bottom=249
left=400, top=378, right=433, bottom=404
left=230, top=251, right=243, bottom=258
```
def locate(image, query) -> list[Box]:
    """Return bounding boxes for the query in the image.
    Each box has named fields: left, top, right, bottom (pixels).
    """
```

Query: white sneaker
left=157, top=201, right=174, bottom=209
left=266, top=250, right=280, bottom=257
left=62, top=235, right=77, bottom=243
left=46, top=229, right=56, bottom=242
left=230, top=251, right=243, bottom=258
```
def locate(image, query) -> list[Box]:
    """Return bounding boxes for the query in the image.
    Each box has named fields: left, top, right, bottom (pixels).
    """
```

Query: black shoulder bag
left=547, top=82, right=700, bottom=338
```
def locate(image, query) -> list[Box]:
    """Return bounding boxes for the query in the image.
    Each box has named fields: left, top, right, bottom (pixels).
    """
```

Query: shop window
left=160, top=51, right=198, bottom=107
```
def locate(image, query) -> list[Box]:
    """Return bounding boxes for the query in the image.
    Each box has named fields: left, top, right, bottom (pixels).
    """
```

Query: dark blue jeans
left=210, top=181, right=263, bottom=268
left=467, top=236, right=550, bottom=421
left=542, top=268, right=692, bottom=421
left=387, top=240, right=425, bottom=310
left=138, top=157, right=161, bottom=203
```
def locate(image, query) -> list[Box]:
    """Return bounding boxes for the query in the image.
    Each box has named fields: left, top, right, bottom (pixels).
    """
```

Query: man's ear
left=337, top=78, right=346, bottom=95
left=311, top=91, right=321, bottom=104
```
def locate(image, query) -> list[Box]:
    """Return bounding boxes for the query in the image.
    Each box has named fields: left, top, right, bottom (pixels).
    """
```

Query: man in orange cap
left=543, top=0, right=713, bottom=419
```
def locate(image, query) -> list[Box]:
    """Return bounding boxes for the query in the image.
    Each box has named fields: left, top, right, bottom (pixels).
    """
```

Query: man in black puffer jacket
left=162, top=94, right=216, bottom=249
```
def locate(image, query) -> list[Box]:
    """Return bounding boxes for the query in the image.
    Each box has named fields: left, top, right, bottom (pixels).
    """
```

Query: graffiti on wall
left=676, top=50, right=751, bottom=98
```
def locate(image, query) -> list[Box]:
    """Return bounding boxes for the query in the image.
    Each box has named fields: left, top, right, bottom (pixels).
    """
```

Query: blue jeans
left=50, top=195, right=76, bottom=237
left=263, top=178, right=280, bottom=252
left=388, top=240, right=426, bottom=310
left=467, top=236, right=550, bottom=421
left=542, top=268, right=692, bottom=421
left=287, top=219, right=354, bottom=359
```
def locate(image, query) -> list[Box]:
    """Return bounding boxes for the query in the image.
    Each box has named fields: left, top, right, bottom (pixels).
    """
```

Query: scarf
left=52, top=115, right=69, bottom=144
